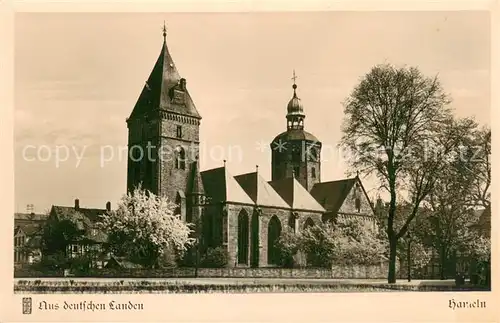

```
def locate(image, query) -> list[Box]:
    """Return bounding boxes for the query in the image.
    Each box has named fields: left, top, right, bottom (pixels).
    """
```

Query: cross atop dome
left=292, top=69, right=298, bottom=96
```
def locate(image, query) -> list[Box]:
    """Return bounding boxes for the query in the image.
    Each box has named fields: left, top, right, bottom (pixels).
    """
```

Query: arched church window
left=303, top=217, right=314, bottom=229
left=175, top=146, right=186, bottom=170
left=311, top=167, right=316, bottom=179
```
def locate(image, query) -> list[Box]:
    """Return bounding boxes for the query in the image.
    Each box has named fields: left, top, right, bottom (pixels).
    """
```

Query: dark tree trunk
left=439, top=249, right=447, bottom=280
left=407, top=239, right=412, bottom=282
left=388, top=236, right=397, bottom=283
left=387, top=176, right=398, bottom=284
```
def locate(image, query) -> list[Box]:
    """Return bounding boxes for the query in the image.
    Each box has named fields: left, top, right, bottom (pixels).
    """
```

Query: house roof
left=310, top=177, right=357, bottom=213
left=128, top=31, right=201, bottom=120
left=234, top=171, right=290, bottom=208
left=50, top=205, right=108, bottom=244
left=479, top=205, right=491, bottom=226
left=268, top=177, right=325, bottom=212
left=51, top=205, right=106, bottom=224
left=14, top=213, right=46, bottom=237
left=14, top=213, right=48, bottom=222
left=106, top=256, right=143, bottom=269
left=201, top=166, right=254, bottom=205
left=468, top=205, right=491, bottom=230
left=15, top=224, right=42, bottom=236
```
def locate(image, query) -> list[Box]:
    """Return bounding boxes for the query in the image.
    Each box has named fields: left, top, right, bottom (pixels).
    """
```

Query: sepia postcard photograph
left=1, top=0, right=498, bottom=322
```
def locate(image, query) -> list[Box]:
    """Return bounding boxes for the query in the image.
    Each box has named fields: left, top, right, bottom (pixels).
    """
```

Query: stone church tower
left=270, top=72, right=322, bottom=191
left=126, top=25, right=204, bottom=222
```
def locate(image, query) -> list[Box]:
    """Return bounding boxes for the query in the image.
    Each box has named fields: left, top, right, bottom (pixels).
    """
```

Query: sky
left=14, top=11, right=490, bottom=213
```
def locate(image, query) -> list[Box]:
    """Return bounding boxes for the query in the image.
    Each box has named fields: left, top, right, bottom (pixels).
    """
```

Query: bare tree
left=340, top=64, right=452, bottom=283
left=467, top=127, right=491, bottom=208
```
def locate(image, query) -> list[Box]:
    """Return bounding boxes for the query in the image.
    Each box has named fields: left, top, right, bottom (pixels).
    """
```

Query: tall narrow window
left=175, top=146, right=186, bottom=170
left=176, top=125, right=182, bottom=138
left=293, top=166, right=300, bottom=177
left=311, top=167, right=316, bottom=178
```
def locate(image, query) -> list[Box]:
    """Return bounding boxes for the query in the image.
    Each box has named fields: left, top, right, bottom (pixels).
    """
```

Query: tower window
left=312, top=167, right=316, bottom=178
left=176, top=125, right=182, bottom=138
left=175, top=146, right=186, bottom=170
left=310, top=148, right=318, bottom=161
left=292, top=146, right=301, bottom=162
left=293, top=166, right=300, bottom=177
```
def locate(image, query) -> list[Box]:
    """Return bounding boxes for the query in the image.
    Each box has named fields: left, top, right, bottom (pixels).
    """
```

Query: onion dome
left=287, top=83, right=305, bottom=116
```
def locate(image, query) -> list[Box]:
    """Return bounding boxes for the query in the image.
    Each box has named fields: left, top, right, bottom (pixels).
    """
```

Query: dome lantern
left=286, top=70, right=305, bottom=130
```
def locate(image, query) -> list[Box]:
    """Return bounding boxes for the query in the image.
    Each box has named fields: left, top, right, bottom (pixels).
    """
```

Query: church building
left=126, top=26, right=377, bottom=267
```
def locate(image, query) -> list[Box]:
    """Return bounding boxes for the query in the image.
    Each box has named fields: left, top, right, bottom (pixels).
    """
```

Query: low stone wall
left=15, top=263, right=392, bottom=279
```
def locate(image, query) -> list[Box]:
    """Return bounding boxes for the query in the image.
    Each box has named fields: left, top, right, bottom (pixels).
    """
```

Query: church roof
left=129, top=28, right=201, bottom=120
left=200, top=166, right=254, bottom=205
left=310, top=177, right=358, bottom=213
left=272, top=129, right=320, bottom=144
left=268, top=177, right=325, bottom=212
left=234, top=171, right=290, bottom=208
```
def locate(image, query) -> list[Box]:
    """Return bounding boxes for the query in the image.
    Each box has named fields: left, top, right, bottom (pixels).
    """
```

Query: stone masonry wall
left=17, top=263, right=395, bottom=279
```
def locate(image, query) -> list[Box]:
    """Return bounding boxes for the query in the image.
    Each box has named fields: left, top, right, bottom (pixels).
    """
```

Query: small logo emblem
left=22, top=297, right=32, bottom=315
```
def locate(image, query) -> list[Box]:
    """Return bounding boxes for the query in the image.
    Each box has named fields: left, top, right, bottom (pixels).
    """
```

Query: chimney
left=106, top=201, right=111, bottom=212
left=74, top=198, right=80, bottom=210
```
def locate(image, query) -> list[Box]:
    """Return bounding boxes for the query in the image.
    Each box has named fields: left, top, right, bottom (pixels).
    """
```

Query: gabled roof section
left=269, top=177, right=325, bottom=212
left=234, top=172, right=289, bottom=208
left=16, top=224, right=42, bottom=236
left=310, top=177, right=357, bottom=213
left=201, top=166, right=254, bottom=205
left=129, top=31, right=201, bottom=120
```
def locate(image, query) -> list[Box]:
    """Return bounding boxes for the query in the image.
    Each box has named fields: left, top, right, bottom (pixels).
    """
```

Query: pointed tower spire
left=128, top=24, right=201, bottom=120
left=162, top=21, right=167, bottom=41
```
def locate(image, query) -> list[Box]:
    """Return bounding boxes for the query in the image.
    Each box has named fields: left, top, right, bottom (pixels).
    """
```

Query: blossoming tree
left=99, top=187, right=194, bottom=268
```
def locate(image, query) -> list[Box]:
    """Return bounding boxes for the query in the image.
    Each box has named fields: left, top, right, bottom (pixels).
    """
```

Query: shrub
left=275, top=229, right=301, bottom=268
left=200, top=247, right=228, bottom=268
left=300, top=224, right=340, bottom=268
left=69, top=256, right=92, bottom=275
left=38, top=251, right=69, bottom=271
